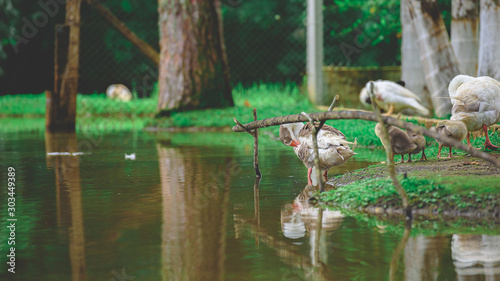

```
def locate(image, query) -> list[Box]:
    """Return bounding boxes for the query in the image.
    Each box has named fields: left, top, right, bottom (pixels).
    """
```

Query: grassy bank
left=319, top=154, right=500, bottom=217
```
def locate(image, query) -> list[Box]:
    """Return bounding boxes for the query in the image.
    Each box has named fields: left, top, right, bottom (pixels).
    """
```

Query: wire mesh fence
left=0, top=0, right=402, bottom=97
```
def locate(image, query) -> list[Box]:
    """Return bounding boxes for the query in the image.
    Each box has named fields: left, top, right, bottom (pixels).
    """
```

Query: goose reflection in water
left=281, top=184, right=344, bottom=240
left=452, top=234, right=500, bottom=279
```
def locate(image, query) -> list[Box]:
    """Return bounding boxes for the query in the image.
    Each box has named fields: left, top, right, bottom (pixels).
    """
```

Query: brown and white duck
left=406, top=130, right=427, bottom=162
left=430, top=120, right=468, bottom=158
left=375, top=123, right=417, bottom=163
left=449, top=75, right=500, bottom=149
left=279, top=122, right=356, bottom=185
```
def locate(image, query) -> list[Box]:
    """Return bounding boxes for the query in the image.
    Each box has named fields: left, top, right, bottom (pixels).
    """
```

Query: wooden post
left=307, top=0, right=324, bottom=105
left=48, top=0, right=81, bottom=132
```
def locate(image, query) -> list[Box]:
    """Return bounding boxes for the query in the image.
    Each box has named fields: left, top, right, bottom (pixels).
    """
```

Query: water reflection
left=45, top=132, right=87, bottom=281
left=452, top=234, right=500, bottom=279
left=157, top=142, right=232, bottom=281
left=403, top=235, right=449, bottom=280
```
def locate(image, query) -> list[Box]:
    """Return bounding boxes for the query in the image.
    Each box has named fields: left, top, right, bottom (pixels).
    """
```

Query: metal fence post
left=307, top=0, right=324, bottom=105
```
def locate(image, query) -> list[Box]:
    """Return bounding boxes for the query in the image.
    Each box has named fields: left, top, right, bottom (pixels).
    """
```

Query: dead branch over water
left=232, top=110, right=500, bottom=168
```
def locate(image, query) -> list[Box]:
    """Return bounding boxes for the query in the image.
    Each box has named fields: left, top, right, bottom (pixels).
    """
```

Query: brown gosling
left=430, top=120, right=468, bottom=159
left=375, top=123, right=417, bottom=163
left=406, top=130, right=427, bottom=162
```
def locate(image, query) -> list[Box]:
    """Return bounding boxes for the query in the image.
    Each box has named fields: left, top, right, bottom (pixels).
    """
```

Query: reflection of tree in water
left=157, top=143, right=232, bottom=281
left=452, top=234, right=500, bottom=280
left=45, top=132, right=87, bottom=281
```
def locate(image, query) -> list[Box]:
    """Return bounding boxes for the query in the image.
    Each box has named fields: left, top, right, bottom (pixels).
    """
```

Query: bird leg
left=323, top=170, right=328, bottom=182
left=406, top=154, right=412, bottom=163
left=448, top=147, right=454, bottom=158
left=420, top=149, right=427, bottom=161
left=466, top=132, right=472, bottom=147
left=437, top=144, right=443, bottom=159
left=383, top=105, right=394, bottom=116
left=483, top=124, right=499, bottom=150
left=307, top=168, right=313, bottom=185
left=400, top=154, right=405, bottom=164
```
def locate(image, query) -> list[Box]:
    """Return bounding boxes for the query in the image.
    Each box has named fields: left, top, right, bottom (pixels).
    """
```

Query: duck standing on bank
left=279, top=122, right=356, bottom=185
left=449, top=75, right=500, bottom=149
left=359, top=80, right=430, bottom=116
left=430, top=120, right=468, bottom=158
left=406, top=130, right=427, bottom=162
left=375, top=123, right=417, bottom=163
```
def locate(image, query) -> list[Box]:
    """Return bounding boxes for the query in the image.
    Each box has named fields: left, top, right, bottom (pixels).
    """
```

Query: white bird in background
left=449, top=75, right=500, bottom=149
left=106, top=84, right=133, bottom=102
left=279, top=122, right=356, bottom=185
left=359, top=80, right=430, bottom=116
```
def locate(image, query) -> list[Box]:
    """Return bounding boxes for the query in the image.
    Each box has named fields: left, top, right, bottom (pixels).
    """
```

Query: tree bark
left=478, top=0, right=500, bottom=80
left=451, top=0, right=479, bottom=76
left=407, top=0, right=461, bottom=117
left=401, top=0, right=432, bottom=110
left=157, top=0, right=233, bottom=112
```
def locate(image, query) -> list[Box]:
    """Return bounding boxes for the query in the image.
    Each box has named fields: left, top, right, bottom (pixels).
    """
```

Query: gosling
left=430, top=120, right=468, bottom=158
left=406, top=130, right=427, bottom=162
left=375, top=123, right=417, bottom=163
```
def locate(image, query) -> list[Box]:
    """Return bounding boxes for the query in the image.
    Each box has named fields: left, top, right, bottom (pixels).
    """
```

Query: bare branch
left=232, top=110, right=500, bottom=168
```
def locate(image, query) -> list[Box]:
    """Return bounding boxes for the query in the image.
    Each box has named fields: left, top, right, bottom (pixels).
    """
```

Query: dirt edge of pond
left=324, top=153, right=500, bottom=220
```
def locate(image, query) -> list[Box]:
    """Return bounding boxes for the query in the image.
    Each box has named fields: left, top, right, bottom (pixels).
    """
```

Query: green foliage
left=324, top=0, right=401, bottom=67
left=0, top=0, right=19, bottom=76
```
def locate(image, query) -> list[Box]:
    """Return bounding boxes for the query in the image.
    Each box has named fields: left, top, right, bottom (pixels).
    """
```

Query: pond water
left=1, top=130, right=499, bottom=281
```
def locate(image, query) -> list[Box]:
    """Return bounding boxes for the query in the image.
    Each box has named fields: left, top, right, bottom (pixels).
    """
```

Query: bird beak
left=290, top=140, right=300, bottom=147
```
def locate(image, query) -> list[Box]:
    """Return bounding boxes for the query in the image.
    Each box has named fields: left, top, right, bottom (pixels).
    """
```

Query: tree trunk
left=157, top=0, right=233, bottom=113
left=451, top=0, right=479, bottom=76
left=401, top=0, right=432, bottom=110
left=478, top=0, right=500, bottom=79
left=407, top=0, right=461, bottom=117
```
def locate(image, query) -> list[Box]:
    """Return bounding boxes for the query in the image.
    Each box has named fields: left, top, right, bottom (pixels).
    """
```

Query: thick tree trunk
left=408, top=0, right=461, bottom=117
left=401, top=0, right=432, bottom=110
left=478, top=0, right=500, bottom=80
left=451, top=0, right=479, bottom=76
left=157, top=0, right=233, bottom=112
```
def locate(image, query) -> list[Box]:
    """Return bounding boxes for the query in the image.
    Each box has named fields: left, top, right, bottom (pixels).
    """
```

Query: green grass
left=319, top=176, right=500, bottom=211
left=149, top=82, right=317, bottom=128
left=1, top=83, right=499, bottom=152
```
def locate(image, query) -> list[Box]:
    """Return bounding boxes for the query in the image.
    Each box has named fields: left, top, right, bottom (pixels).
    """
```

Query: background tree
left=407, top=0, right=461, bottom=117
left=0, top=0, right=19, bottom=77
left=157, top=0, right=233, bottom=113
left=478, top=0, right=500, bottom=80
left=401, top=0, right=431, bottom=110
left=451, top=0, right=479, bottom=76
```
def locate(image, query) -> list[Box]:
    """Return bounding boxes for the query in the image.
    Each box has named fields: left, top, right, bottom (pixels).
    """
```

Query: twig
left=252, top=108, right=261, bottom=178
left=302, top=112, right=324, bottom=191
left=234, top=112, right=262, bottom=178
left=369, top=82, right=411, bottom=219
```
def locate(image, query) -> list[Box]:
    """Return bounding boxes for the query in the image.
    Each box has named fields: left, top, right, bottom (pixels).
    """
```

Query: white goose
left=449, top=75, right=500, bottom=149
left=279, top=122, right=356, bottom=185
left=359, top=80, right=429, bottom=116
